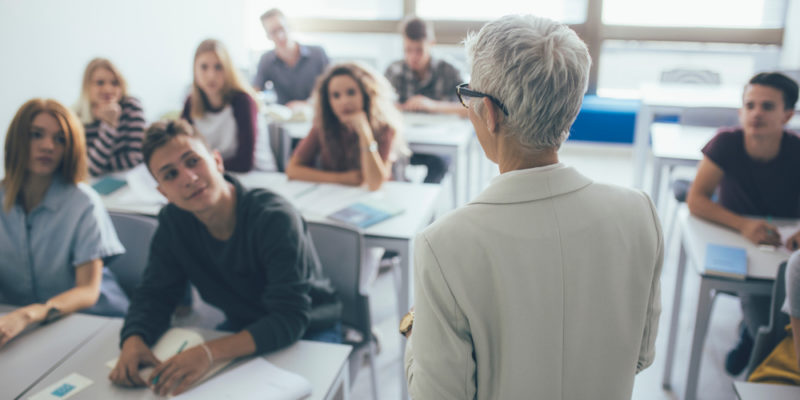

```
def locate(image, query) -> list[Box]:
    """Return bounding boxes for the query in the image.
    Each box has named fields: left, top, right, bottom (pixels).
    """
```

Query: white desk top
left=102, top=171, right=441, bottom=240
left=651, top=123, right=716, bottom=161
left=0, top=306, right=112, bottom=399
left=651, top=122, right=800, bottom=162
left=679, top=206, right=798, bottom=279
left=641, top=83, right=800, bottom=113
left=278, top=112, right=473, bottom=148
left=23, top=318, right=351, bottom=400
left=640, top=83, right=746, bottom=109
left=733, top=381, right=800, bottom=400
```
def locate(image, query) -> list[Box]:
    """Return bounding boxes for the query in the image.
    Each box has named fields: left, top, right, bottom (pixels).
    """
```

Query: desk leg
left=662, top=241, right=687, bottom=389
left=452, top=143, right=467, bottom=207
left=651, top=157, right=664, bottom=213
left=685, top=277, right=716, bottom=400
left=365, top=236, right=413, bottom=400
left=633, top=106, right=653, bottom=190
left=395, top=241, right=412, bottom=400
left=326, top=360, right=350, bottom=400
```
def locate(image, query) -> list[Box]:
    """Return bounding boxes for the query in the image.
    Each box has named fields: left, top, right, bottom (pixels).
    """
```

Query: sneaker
left=725, top=324, right=754, bottom=376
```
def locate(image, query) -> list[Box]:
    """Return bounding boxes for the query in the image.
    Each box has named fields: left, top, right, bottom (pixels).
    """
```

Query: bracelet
left=200, top=343, right=214, bottom=367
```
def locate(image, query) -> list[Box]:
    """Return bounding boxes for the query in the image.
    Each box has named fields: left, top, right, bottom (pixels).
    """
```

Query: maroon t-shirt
left=702, top=128, right=800, bottom=218
left=293, top=123, right=395, bottom=172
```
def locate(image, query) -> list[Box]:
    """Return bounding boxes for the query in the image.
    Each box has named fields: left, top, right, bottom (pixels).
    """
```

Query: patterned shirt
left=84, top=96, right=146, bottom=176
left=384, top=57, right=464, bottom=103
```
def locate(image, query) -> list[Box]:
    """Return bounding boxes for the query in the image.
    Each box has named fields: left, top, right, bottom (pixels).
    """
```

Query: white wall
left=780, top=0, right=800, bottom=69
left=0, top=0, right=252, bottom=176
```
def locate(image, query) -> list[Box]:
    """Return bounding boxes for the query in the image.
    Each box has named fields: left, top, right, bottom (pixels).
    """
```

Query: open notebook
left=106, top=328, right=311, bottom=399
left=173, top=357, right=312, bottom=400
left=106, top=328, right=230, bottom=394
left=328, top=198, right=405, bottom=228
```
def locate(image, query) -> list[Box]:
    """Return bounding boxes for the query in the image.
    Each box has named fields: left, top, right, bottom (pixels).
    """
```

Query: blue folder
left=704, top=243, right=747, bottom=279
left=328, top=200, right=404, bottom=228
left=91, top=177, right=127, bottom=195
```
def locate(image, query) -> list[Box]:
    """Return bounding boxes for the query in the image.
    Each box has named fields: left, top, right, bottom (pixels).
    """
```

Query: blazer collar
left=471, top=163, right=593, bottom=205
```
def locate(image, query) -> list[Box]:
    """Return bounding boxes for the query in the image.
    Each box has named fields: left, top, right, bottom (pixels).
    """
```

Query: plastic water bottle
left=261, top=81, right=278, bottom=105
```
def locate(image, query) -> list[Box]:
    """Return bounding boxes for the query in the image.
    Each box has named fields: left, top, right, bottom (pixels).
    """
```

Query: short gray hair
left=465, top=15, right=590, bottom=149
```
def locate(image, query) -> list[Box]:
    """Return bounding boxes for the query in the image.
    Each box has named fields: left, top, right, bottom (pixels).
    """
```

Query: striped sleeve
left=84, top=96, right=146, bottom=176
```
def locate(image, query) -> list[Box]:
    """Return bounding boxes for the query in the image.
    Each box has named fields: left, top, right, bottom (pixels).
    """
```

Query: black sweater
left=120, top=175, right=319, bottom=354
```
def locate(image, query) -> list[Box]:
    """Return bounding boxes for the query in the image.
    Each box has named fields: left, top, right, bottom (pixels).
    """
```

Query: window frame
left=285, top=0, right=787, bottom=94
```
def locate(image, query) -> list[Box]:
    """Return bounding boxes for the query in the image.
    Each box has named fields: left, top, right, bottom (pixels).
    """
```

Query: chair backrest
left=107, top=212, right=159, bottom=298
left=660, top=68, right=722, bottom=85
left=268, top=122, right=291, bottom=172
left=746, top=261, right=790, bottom=378
left=306, top=220, right=372, bottom=336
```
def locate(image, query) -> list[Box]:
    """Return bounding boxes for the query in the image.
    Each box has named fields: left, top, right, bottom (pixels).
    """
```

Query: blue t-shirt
left=0, top=176, right=125, bottom=312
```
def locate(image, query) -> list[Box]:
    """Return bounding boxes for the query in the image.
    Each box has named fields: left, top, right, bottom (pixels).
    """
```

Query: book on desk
left=91, top=176, right=127, bottom=195
left=105, top=328, right=312, bottom=399
left=328, top=198, right=404, bottom=228
left=704, top=243, right=748, bottom=279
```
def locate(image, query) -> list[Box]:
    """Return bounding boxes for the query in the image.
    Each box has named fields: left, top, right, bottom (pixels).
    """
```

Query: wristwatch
left=399, top=310, right=414, bottom=337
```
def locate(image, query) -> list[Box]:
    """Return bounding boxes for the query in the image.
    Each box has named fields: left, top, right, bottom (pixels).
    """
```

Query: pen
left=766, top=216, right=778, bottom=238
left=151, top=340, right=189, bottom=385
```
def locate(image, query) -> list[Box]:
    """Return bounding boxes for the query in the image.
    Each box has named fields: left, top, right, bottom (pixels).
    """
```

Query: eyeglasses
left=456, top=83, right=509, bottom=116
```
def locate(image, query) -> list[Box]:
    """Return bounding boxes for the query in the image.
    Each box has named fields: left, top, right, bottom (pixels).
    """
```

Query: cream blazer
left=405, top=164, right=663, bottom=399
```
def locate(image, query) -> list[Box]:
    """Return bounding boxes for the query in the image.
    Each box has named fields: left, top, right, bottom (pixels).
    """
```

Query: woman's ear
left=212, top=150, right=225, bottom=173
left=482, top=97, right=500, bottom=135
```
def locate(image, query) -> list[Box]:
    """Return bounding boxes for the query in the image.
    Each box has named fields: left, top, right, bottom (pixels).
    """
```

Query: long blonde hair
left=189, top=39, right=259, bottom=119
left=3, top=99, right=88, bottom=212
left=74, top=58, right=129, bottom=124
left=312, top=62, right=409, bottom=159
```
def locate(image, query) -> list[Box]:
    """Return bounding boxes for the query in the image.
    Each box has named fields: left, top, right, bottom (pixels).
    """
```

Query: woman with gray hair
left=401, top=15, right=663, bottom=399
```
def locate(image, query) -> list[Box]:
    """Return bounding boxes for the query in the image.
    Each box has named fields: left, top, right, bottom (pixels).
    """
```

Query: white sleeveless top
left=193, top=105, right=238, bottom=160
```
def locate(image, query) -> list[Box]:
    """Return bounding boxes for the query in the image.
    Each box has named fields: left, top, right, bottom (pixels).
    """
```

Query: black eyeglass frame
left=456, top=83, right=510, bottom=116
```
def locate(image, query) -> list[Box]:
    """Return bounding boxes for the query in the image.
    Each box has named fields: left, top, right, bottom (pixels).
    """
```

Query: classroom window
left=602, top=0, right=787, bottom=28
left=596, top=40, right=782, bottom=98
left=417, top=0, right=588, bottom=24
left=245, top=0, right=403, bottom=20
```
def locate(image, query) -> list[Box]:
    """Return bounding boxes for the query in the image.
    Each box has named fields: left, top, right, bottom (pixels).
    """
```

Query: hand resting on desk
left=740, top=218, right=782, bottom=247
left=109, top=335, right=161, bottom=388
left=0, top=309, right=36, bottom=347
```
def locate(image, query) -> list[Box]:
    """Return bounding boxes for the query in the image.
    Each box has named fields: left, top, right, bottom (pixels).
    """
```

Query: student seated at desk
left=182, top=39, right=260, bottom=173
left=74, top=58, right=146, bottom=176
left=110, top=120, right=338, bottom=396
left=385, top=16, right=465, bottom=184
left=748, top=251, right=800, bottom=385
left=0, top=99, right=127, bottom=347
left=252, top=8, right=329, bottom=109
left=285, top=62, right=408, bottom=191
left=687, top=72, right=800, bottom=376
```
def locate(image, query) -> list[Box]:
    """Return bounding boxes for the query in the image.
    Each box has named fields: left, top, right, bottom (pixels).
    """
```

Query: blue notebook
left=704, top=243, right=747, bottom=279
left=328, top=199, right=404, bottom=228
left=92, top=177, right=127, bottom=195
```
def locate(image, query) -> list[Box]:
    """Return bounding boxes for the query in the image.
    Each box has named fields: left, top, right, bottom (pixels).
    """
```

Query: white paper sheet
left=172, top=357, right=312, bottom=400
left=28, top=373, right=93, bottom=400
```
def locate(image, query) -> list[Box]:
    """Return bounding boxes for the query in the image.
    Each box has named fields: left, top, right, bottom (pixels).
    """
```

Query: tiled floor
left=349, top=141, right=746, bottom=399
